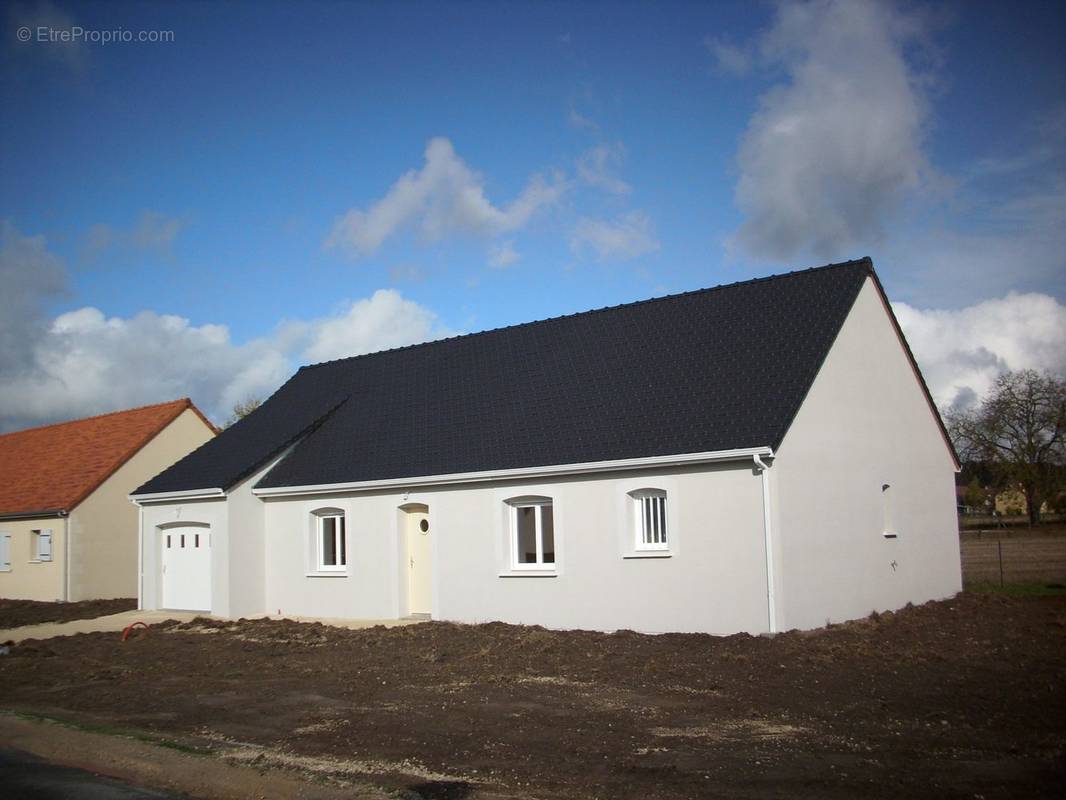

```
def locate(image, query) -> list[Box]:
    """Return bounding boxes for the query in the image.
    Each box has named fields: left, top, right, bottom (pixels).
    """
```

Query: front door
left=405, top=510, right=431, bottom=615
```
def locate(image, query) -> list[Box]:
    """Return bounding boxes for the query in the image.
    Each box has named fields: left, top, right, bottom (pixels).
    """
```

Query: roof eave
left=129, top=488, right=225, bottom=505
left=253, top=446, right=776, bottom=498
left=0, top=508, right=68, bottom=521
left=866, top=272, right=962, bottom=471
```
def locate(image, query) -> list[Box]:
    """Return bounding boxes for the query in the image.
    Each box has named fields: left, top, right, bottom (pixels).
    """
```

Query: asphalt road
left=0, top=748, right=186, bottom=799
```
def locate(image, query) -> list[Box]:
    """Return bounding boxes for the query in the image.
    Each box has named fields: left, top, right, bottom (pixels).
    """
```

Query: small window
left=632, top=490, right=668, bottom=550
left=32, top=529, right=53, bottom=562
left=166, top=534, right=172, bottom=549
left=508, top=498, right=555, bottom=570
left=882, top=483, right=897, bottom=538
left=0, top=533, right=11, bottom=572
left=313, top=509, right=347, bottom=572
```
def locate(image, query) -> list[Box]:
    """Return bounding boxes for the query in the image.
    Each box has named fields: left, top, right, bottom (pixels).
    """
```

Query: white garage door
left=161, top=527, right=211, bottom=611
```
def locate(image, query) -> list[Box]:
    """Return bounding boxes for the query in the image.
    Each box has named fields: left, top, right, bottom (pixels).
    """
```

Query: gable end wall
left=69, top=408, right=216, bottom=601
left=772, top=277, right=961, bottom=630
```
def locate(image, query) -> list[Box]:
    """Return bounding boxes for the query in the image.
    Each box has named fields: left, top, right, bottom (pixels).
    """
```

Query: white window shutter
left=38, top=529, right=53, bottom=561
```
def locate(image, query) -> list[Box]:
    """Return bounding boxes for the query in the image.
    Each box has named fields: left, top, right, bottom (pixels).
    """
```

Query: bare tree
left=946, top=370, right=1065, bottom=526
left=224, top=398, right=262, bottom=429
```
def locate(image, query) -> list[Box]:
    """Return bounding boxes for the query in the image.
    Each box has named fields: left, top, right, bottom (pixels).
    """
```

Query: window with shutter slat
left=631, top=490, right=669, bottom=551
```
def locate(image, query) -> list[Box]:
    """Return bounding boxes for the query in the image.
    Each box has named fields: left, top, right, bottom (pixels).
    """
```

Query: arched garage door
left=161, top=526, right=211, bottom=611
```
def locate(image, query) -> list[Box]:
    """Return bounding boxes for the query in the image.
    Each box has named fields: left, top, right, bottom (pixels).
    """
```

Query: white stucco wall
left=138, top=456, right=277, bottom=616
left=772, top=276, right=962, bottom=631
left=260, top=462, right=772, bottom=635
left=139, top=497, right=228, bottom=611
left=225, top=466, right=268, bottom=618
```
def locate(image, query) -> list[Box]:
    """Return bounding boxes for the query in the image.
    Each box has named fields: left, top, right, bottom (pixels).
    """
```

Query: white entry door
left=161, top=527, right=211, bottom=611
left=405, top=510, right=432, bottom=615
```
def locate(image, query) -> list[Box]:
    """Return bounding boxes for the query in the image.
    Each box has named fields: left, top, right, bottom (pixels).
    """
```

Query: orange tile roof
left=0, top=399, right=215, bottom=517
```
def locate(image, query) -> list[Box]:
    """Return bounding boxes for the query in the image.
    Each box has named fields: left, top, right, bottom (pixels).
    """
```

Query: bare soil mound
left=1, top=592, right=1063, bottom=798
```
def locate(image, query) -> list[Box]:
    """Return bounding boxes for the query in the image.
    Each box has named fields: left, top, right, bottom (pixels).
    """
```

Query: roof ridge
left=0, top=398, right=192, bottom=438
left=301, top=257, right=873, bottom=372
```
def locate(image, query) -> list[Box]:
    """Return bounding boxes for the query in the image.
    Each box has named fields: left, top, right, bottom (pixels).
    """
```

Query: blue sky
left=1, top=0, right=1063, bottom=429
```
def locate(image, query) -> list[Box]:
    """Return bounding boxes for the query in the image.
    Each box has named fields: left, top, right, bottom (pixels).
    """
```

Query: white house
left=131, top=259, right=962, bottom=634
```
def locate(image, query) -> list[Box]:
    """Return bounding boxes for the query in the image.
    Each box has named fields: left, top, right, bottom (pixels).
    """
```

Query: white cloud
left=289, top=289, right=451, bottom=364
left=0, top=220, right=68, bottom=374
left=704, top=35, right=752, bottom=75
left=0, top=223, right=453, bottom=430
left=0, top=307, right=292, bottom=429
left=571, top=212, right=660, bottom=261
left=726, top=0, right=933, bottom=260
left=576, top=143, right=631, bottom=196
left=83, top=210, right=185, bottom=260
left=487, top=240, right=520, bottom=269
left=326, top=137, right=566, bottom=257
left=895, top=292, right=1066, bottom=411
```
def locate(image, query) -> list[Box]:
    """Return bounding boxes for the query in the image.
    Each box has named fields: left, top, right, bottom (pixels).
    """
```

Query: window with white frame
left=32, top=529, right=53, bottom=561
left=631, top=489, right=668, bottom=550
left=508, top=498, right=555, bottom=569
left=0, top=533, right=11, bottom=572
left=312, top=509, right=347, bottom=571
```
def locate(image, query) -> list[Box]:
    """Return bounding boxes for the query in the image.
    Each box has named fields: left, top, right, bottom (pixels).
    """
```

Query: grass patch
left=964, top=582, right=1066, bottom=597
left=3, top=709, right=214, bottom=756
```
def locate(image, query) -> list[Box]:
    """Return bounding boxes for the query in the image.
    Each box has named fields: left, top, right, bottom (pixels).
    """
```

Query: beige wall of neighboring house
left=0, top=517, right=67, bottom=601
left=1, top=406, right=215, bottom=603
left=67, top=408, right=216, bottom=601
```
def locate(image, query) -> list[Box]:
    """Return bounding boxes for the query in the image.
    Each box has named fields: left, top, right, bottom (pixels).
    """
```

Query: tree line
left=945, top=369, right=1065, bottom=526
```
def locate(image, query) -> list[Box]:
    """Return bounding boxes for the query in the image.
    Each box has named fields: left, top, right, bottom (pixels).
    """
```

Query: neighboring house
left=132, top=259, right=962, bottom=634
left=0, top=400, right=217, bottom=602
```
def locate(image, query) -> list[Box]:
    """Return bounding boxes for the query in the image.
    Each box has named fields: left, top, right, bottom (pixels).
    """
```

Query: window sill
left=27, top=559, right=52, bottom=565
left=623, top=551, right=673, bottom=559
left=305, top=571, right=349, bottom=578
left=882, top=531, right=899, bottom=539
left=498, top=570, right=558, bottom=578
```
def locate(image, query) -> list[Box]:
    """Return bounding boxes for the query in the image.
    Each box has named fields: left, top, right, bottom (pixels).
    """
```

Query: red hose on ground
left=121, top=621, right=149, bottom=641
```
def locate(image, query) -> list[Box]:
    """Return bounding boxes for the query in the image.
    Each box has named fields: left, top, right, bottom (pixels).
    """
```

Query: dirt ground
left=0, top=597, right=136, bottom=630
left=1, top=593, right=1063, bottom=799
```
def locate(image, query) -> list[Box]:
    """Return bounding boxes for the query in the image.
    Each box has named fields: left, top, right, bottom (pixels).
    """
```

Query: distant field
left=960, top=525, right=1066, bottom=586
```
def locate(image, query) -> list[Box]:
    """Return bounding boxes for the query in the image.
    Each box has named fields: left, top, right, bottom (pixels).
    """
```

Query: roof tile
left=137, top=259, right=884, bottom=495
left=0, top=399, right=207, bottom=516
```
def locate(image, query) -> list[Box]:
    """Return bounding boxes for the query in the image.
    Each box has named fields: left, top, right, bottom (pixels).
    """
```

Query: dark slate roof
left=135, top=258, right=885, bottom=495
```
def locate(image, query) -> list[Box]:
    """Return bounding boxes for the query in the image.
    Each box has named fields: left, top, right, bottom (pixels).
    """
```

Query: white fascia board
left=129, top=487, right=225, bottom=504
left=252, top=447, right=775, bottom=498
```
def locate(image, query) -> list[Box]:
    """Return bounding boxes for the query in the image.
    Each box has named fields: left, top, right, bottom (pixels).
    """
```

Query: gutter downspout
left=753, top=454, right=777, bottom=634
left=136, top=500, right=144, bottom=610
left=62, top=512, right=70, bottom=602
